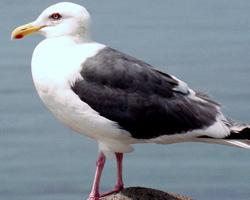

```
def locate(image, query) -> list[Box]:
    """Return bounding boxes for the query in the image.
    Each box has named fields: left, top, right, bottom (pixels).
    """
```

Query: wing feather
left=71, top=47, right=219, bottom=139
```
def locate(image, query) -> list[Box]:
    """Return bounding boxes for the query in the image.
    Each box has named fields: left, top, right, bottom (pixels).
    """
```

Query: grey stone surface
left=101, top=187, right=193, bottom=200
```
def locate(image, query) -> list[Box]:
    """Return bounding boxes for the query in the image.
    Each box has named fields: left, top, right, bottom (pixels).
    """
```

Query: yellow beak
left=11, top=23, right=45, bottom=40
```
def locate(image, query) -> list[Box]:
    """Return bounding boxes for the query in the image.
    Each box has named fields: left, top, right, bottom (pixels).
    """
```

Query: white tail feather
left=193, top=138, right=250, bottom=149
left=225, top=140, right=250, bottom=149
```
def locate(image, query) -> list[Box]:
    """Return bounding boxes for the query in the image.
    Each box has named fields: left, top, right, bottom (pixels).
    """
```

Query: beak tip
left=11, top=32, right=24, bottom=40
left=11, top=22, right=44, bottom=40
left=11, top=22, right=36, bottom=41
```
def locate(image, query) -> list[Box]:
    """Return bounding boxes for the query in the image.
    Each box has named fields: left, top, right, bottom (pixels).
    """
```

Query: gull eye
left=49, top=13, right=62, bottom=20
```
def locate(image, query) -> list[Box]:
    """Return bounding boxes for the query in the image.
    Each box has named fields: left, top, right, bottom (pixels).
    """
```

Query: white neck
left=31, top=38, right=105, bottom=88
left=43, top=32, right=93, bottom=44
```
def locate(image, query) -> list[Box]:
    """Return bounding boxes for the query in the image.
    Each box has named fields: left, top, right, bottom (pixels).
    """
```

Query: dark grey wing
left=71, top=47, right=218, bottom=139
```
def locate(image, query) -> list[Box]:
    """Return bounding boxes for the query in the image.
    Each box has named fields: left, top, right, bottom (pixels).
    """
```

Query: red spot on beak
left=15, top=34, right=24, bottom=39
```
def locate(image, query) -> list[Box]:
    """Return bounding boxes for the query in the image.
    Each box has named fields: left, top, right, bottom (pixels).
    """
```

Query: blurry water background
left=1, top=0, right=250, bottom=199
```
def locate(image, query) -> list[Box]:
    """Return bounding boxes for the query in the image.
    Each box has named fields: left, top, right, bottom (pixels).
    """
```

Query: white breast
left=31, top=38, right=134, bottom=155
left=31, top=38, right=105, bottom=87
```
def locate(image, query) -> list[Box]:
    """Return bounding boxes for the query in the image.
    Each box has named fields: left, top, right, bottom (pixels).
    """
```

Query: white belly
left=35, top=84, right=134, bottom=154
left=37, top=85, right=116, bottom=138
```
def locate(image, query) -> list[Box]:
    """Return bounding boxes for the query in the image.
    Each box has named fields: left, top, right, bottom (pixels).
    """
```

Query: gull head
left=11, top=2, right=91, bottom=40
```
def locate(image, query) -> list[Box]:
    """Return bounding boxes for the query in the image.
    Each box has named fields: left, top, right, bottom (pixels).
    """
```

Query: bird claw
left=100, top=185, right=124, bottom=197
left=87, top=196, right=100, bottom=200
left=100, top=190, right=119, bottom=197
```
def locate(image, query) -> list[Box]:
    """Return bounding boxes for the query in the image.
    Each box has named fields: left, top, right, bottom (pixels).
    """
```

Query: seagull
left=12, top=2, right=250, bottom=200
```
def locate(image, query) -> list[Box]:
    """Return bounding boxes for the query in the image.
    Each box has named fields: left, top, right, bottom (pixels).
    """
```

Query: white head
left=12, top=2, right=91, bottom=41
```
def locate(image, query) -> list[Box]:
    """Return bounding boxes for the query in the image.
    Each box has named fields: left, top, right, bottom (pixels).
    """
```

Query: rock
left=101, top=187, right=193, bottom=200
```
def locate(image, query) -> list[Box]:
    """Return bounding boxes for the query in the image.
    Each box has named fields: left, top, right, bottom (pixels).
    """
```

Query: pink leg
left=114, top=153, right=124, bottom=191
left=88, top=152, right=106, bottom=200
left=101, top=153, right=124, bottom=197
